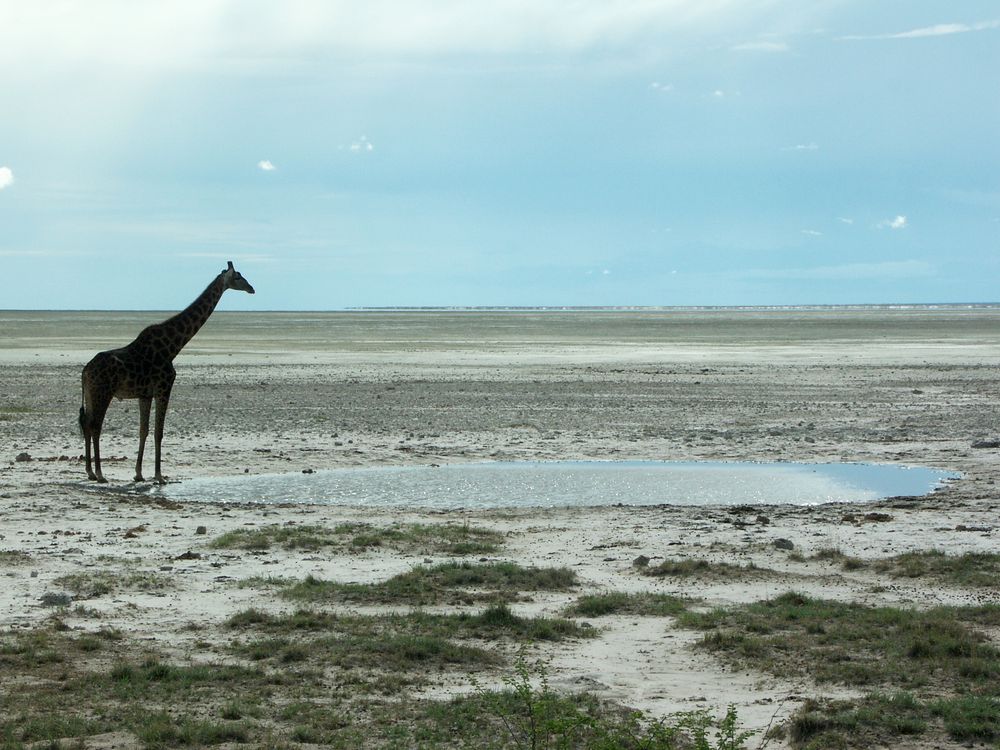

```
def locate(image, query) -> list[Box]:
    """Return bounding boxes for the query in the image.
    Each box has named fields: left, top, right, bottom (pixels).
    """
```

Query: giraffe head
left=222, top=261, right=256, bottom=294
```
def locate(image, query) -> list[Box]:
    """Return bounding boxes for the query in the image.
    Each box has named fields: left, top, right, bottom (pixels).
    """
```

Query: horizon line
left=3, top=302, right=1000, bottom=314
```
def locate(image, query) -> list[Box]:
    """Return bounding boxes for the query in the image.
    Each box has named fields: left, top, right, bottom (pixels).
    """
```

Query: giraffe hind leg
left=84, top=395, right=112, bottom=483
left=135, top=397, right=151, bottom=482
left=80, top=407, right=98, bottom=481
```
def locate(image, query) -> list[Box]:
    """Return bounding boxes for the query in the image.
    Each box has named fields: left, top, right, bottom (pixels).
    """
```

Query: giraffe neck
left=156, top=273, right=227, bottom=360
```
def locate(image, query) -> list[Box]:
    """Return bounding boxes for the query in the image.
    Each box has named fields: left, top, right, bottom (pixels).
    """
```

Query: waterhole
left=156, top=460, right=958, bottom=509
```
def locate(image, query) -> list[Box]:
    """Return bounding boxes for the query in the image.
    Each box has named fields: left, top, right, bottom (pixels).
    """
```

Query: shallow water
left=157, top=461, right=958, bottom=509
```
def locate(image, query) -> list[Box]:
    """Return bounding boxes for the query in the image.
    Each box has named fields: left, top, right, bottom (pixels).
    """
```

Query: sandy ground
left=2, top=309, right=999, bottom=745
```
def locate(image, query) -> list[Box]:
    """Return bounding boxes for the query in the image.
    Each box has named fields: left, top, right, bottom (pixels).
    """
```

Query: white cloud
left=838, top=217, right=854, bottom=225
left=784, top=142, right=819, bottom=151
left=841, top=19, right=1000, bottom=41
left=0, top=166, right=13, bottom=189
left=879, top=215, right=908, bottom=230
left=0, top=1, right=784, bottom=70
left=257, top=159, right=276, bottom=171
left=349, top=135, right=374, bottom=153
left=732, top=41, right=789, bottom=52
left=649, top=81, right=674, bottom=93
left=801, top=229, right=822, bottom=236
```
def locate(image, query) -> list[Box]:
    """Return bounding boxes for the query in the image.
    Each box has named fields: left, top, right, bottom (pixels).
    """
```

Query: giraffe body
left=79, top=262, right=254, bottom=483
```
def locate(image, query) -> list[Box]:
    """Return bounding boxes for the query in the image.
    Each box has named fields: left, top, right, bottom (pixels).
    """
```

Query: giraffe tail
left=78, top=378, right=88, bottom=435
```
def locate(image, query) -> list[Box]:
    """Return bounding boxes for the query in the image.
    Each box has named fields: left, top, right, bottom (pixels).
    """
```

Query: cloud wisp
left=731, top=40, right=789, bottom=52
left=841, top=19, right=1000, bottom=41
left=349, top=136, right=374, bottom=153
left=0, top=166, right=13, bottom=190
left=257, top=160, right=277, bottom=171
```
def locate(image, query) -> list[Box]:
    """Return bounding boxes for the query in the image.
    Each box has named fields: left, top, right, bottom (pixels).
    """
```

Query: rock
left=175, top=550, right=201, bottom=560
left=972, top=440, right=1000, bottom=449
left=773, top=538, right=795, bottom=551
left=756, top=515, right=771, bottom=525
left=195, top=525, right=208, bottom=535
left=632, top=555, right=651, bottom=568
left=15, top=452, right=31, bottom=462
left=302, top=468, right=314, bottom=474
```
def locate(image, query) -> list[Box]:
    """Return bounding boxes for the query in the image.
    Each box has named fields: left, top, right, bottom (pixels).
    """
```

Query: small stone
left=972, top=440, right=1000, bottom=449
left=195, top=525, right=208, bottom=535
left=302, top=468, right=314, bottom=474
left=175, top=550, right=201, bottom=560
left=15, top=452, right=31, bottom=462
left=773, top=538, right=795, bottom=551
left=632, top=555, right=651, bottom=568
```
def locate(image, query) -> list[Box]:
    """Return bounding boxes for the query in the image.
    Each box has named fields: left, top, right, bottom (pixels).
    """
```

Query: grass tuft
left=210, top=521, right=504, bottom=556
left=565, top=591, right=691, bottom=618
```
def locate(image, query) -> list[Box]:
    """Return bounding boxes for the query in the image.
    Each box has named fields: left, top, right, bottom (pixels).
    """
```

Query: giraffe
left=79, top=261, right=255, bottom=483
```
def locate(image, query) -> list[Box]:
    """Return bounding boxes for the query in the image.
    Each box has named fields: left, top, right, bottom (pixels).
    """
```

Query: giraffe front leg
left=135, top=397, right=151, bottom=482
left=153, top=389, right=171, bottom=484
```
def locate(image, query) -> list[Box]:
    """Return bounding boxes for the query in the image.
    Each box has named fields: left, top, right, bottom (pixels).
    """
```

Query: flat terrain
left=1, top=308, right=999, bottom=748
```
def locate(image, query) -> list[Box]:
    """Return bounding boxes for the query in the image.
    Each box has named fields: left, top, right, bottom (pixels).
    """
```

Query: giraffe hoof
left=134, top=474, right=145, bottom=483
left=153, top=476, right=167, bottom=485
left=96, top=476, right=108, bottom=484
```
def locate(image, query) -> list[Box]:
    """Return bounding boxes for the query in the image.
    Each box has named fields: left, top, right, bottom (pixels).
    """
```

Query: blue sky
left=1, top=1, right=998, bottom=310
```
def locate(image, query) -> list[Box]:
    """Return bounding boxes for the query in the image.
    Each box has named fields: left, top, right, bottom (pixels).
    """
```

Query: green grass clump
left=0, top=550, right=30, bottom=566
left=643, top=558, right=767, bottom=579
left=809, top=547, right=867, bottom=571
left=461, top=653, right=752, bottom=750
left=681, top=592, right=1000, bottom=690
left=53, top=570, right=171, bottom=599
left=784, top=693, right=1000, bottom=748
left=211, top=523, right=336, bottom=551
left=565, top=592, right=691, bottom=618
left=786, top=693, right=927, bottom=748
left=807, top=549, right=1000, bottom=587
left=133, top=711, right=250, bottom=747
left=210, top=521, right=504, bottom=555
left=874, top=550, right=1000, bottom=588
left=682, top=592, right=1000, bottom=748
left=931, top=695, right=1000, bottom=742
left=228, top=604, right=593, bottom=646
left=278, top=562, right=577, bottom=606
left=0, top=620, right=751, bottom=749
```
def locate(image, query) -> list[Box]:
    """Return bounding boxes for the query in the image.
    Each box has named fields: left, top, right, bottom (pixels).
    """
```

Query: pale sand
left=1, top=309, right=999, bottom=743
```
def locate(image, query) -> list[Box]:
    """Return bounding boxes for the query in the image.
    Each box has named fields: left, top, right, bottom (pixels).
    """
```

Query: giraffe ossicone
left=79, top=261, right=255, bottom=484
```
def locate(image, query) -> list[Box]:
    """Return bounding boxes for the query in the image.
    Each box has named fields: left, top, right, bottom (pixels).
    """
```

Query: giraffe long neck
left=157, top=274, right=227, bottom=360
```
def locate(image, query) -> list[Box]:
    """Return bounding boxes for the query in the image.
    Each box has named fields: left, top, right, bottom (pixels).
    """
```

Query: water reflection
left=157, top=460, right=958, bottom=509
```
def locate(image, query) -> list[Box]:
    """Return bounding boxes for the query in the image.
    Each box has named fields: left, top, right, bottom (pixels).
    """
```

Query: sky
left=1, top=1, right=998, bottom=310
